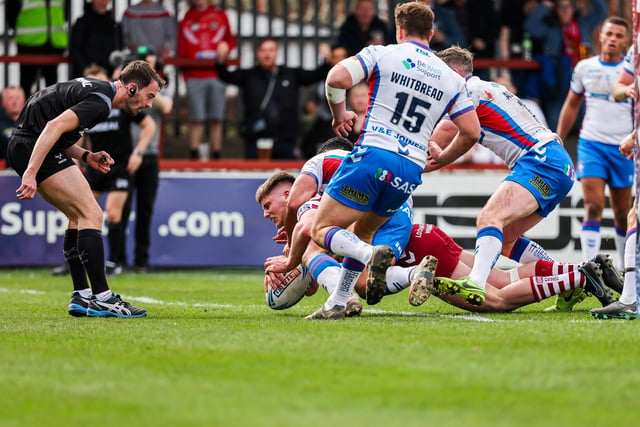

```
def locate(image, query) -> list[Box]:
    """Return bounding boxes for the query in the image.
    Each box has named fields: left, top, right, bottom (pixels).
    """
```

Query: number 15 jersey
left=352, top=40, right=475, bottom=169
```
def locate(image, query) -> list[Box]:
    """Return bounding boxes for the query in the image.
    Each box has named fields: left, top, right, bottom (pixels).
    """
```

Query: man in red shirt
left=178, top=0, right=236, bottom=160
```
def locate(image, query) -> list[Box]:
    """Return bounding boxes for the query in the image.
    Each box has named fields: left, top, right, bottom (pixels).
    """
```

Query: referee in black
left=7, top=60, right=165, bottom=318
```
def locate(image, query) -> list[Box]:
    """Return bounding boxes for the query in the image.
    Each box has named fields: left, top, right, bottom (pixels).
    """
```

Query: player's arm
left=556, top=91, right=583, bottom=140
left=127, top=115, right=156, bottom=174
left=153, top=90, right=173, bottom=115
left=426, top=110, right=480, bottom=171
left=430, top=118, right=459, bottom=150
left=283, top=174, right=318, bottom=244
left=619, top=129, right=636, bottom=159
left=17, top=110, right=81, bottom=199
left=265, top=213, right=314, bottom=273
left=614, top=70, right=635, bottom=102
left=325, top=57, right=364, bottom=137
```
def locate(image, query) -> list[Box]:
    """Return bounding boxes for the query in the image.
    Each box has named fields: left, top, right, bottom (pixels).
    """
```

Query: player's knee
left=476, top=208, right=499, bottom=228
left=310, top=225, right=326, bottom=248
left=584, top=202, right=604, bottom=219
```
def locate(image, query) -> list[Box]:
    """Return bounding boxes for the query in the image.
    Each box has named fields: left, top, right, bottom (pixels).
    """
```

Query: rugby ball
left=265, top=264, right=312, bottom=310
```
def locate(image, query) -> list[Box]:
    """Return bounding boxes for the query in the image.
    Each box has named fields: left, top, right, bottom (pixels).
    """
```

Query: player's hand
left=16, top=170, right=37, bottom=199
left=625, top=84, right=636, bottom=100
left=127, top=152, right=143, bottom=174
left=620, top=133, right=636, bottom=159
left=87, top=151, right=114, bottom=173
left=332, top=110, right=358, bottom=137
left=264, top=271, right=286, bottom=292
left=264, top=255, right=292, bottom=273
left=272, top=226, right=287, bottom=244
left=424, top=140, right=445, bottom=172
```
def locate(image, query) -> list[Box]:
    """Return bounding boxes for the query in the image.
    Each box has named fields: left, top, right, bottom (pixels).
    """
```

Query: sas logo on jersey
left=375, top=168, right=392, bottom=183
left=402, top=58, right=416, bottom=70
left=375, top=169, right=417, bottom=194
left=564, top=163, right=575, bottom=179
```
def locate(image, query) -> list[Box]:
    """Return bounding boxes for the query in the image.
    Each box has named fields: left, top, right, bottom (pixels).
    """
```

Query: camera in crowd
left=109, top=46, right=165, bottom=79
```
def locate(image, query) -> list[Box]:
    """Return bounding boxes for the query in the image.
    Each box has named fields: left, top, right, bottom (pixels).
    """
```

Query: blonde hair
left=255, top=171, right=295, bottom=203
left=436, top=45, right=475, bottom=75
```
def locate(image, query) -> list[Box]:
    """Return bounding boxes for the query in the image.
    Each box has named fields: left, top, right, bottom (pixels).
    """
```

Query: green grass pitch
left=1, top=268, right=638, bottom=427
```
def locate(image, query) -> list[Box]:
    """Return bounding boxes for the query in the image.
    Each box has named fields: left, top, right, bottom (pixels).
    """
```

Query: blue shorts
left=505, top=141, right=575, bottom=217
left=372, top=201, right=413, bottom=259
left=577, top=138, right=634, bottom=189
left=325, top=146, right=423, bottom=217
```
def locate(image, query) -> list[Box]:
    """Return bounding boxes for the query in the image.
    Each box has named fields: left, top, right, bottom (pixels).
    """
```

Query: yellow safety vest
left=15, top=0, right=68, bottom=48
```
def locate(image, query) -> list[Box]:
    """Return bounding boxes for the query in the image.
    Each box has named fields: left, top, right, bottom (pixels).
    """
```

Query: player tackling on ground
left=307, top=2, right=481, bottom=319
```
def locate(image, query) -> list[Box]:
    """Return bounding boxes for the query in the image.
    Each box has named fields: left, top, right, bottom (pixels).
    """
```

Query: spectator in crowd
left=335, top=0, right=394, bottom=56
left=121, top=0, right=176, bottom=59
left=0, top=86, right=26, bottom=164
left=69, top=0, right=123, bottom=79
left=178, top=0, right=237, bottom=160
left=6, top=0, right=69, bottom=95
left=345, top=82, right=369, bottom=144
left=390, top=0, right=465, bottom=51
left=524, top=0, right=607, bottom=131
left=498, top=0, right=541, bottom=95
left=216, top=38, right=331, bottom=159
left=301, top=44, right=348, bottom=159
left=441, top=0, right=500, bottom=80
left=124, top=48, right=173, bottom=273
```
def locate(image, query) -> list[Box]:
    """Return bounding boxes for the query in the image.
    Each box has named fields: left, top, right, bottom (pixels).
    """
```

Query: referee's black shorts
left=7, top=133, right=75, bottom=183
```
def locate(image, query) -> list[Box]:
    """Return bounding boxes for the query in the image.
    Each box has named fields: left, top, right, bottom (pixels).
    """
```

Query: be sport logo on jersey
left=400, top=57, right=442, bottom=80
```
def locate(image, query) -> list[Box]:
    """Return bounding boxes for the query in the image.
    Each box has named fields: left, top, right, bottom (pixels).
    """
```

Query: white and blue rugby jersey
left=623, top=45, right=634, bottom=76
left=353, top=41, right=474, bottom=169
left=299, top=149, right=349, bottom=194
left=465, top=76, right=558, bottom=169
left=570, top=55, right=633, bottom=145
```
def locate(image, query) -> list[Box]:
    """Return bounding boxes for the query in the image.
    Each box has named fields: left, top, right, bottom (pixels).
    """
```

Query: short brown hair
left=436, top=45, right=475, bottom=75
left=602, top=16, right=630, bottom=34
left=394, top=1, right=434, bottom=39
left=119, top=60, right=166, bottom=90
left=82, top=64, right=108, bottom=78
left=255, top=171, right=295, bottom=204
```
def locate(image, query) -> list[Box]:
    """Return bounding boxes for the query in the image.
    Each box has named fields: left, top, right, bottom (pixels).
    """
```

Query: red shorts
left=397, top=224, right=463, bottom=277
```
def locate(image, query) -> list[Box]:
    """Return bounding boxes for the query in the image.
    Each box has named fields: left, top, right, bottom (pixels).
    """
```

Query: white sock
left=316, top=266, right=339, bottom=294
left=581, top=222, right=601, bottom=261
left=614, top=227, right=627, bottom=271
left=77, top=288, right=92, bottom=298
left=468, top=227, right=503, bottom=288
left=325, top=228, right=373, bottom=264
left=619, top=230, right=637, bottom=305
left=514, top=237, right=555, bottom=263
left=385, top=265, right=412, bottom=294
left=325, top=259, right=363, bottom=308
left=509, top=268, right=520, bottom=283
left=96, top=290, right=112, bottom=301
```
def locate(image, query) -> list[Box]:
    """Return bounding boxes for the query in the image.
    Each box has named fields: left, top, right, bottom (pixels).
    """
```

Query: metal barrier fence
left=0, top=0, right=542, bottom=159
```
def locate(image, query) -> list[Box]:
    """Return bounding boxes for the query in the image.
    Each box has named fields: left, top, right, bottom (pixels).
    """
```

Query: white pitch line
left=0, top=288, right=599, bottom=322
left=364, top=307, right=496, bottom=321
